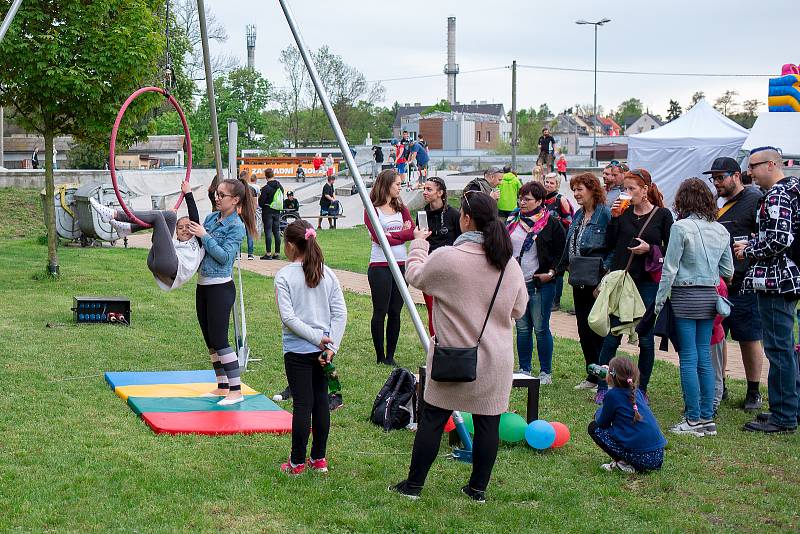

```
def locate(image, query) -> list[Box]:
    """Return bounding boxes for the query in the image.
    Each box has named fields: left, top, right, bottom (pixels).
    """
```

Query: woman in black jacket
left=416, top=176, right=462, bottom=335
left=506, top=181, right=566, bottom=383
left=258, top=168, right=284, bottom=259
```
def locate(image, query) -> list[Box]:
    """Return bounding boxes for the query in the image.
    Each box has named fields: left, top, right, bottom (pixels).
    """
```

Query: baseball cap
left=702, top=157, right=740, bottom=175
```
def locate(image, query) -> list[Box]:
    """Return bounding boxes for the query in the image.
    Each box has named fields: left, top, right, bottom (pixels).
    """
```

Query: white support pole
left=277, top=0, right=430, bottom=353
left=227, top=119, right=238, bottom=178
left=0, top=0, right=23, bottom=43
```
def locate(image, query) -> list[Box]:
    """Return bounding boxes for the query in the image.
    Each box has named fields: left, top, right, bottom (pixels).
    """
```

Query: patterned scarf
left=506, top=205, right=550, bottom=255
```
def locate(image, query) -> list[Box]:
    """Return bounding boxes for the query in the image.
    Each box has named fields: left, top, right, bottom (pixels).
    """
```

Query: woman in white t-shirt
left=363, top=169, right=415, bottom=365
left=89, top=181, right=204, bottom=291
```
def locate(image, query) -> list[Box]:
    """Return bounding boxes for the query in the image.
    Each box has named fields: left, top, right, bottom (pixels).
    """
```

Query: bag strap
left=691, top=219, right=717, bottom=273
left=624, top=207, right=660, bottom=274
left=477, top=267, right=506, bottom=345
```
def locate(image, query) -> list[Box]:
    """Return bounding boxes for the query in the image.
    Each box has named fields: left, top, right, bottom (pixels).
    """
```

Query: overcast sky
left=207, top=0, right=793, bottom=117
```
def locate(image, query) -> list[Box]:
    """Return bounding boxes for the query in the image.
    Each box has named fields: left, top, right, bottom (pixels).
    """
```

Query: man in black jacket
left=258, top=168, right=284, bottom=259
left=705, top=157, right=765, bottom=411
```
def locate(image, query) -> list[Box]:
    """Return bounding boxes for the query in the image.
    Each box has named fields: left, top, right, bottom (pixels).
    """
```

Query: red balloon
left=549, top=422, right=571, bottom=448
left=444, top=416, right=456, bottom=433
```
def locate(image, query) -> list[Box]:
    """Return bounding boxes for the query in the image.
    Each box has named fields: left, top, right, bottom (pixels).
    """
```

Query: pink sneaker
left=307, top=457, right=329, bottom=473
left=280, top=460, right=306, bottom=476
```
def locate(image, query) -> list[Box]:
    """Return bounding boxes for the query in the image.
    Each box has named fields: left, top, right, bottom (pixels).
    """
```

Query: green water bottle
left=323, top=362, right=341, bottom=395
left=588, top=364, right=608, bottom=379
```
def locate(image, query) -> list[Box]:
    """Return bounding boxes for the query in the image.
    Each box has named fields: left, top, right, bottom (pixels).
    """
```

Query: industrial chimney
left=443, top=17, right=459, bottom=105
left=246, top=25, right=256, bottom=69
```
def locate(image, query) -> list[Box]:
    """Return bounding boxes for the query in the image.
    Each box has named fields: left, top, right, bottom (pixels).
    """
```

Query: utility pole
left=576, top=18, right=610, bottom=167
left=197, top=0, right=223, bottom=185
left=511, top=60, right=517, bottom=171
left=0, top=107, right=4, bottom=169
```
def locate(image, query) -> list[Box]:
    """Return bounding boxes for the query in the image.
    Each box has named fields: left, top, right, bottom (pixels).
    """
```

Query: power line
left=516, top=64, right=771, bottom=78
left=366, top=66, right=508, bottom=84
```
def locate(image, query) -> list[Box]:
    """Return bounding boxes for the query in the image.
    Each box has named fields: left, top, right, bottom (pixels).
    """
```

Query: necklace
left=633, top=203, right=653, bottom=220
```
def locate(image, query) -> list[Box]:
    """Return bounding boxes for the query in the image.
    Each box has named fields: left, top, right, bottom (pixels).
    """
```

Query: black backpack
left=370, top=368, right=418, bottom=431
left=328, top=200, right=342, bottom=217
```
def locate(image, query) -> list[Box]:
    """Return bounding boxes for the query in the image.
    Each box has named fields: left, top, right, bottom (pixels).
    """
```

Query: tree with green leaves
left=422, top=99, right=452, bottom=116
left=0, top=0, right=166, bottom=276
left=666, top=99, right=683, bottom=122
left=612, top=98, right=644, bottom=126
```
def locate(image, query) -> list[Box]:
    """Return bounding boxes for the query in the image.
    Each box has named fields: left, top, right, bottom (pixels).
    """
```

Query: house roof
left=123, top=135, right=186, bottom=154
left=2, top=135, right=73, bottom=153
left=395, top=103, right=506, bottom=128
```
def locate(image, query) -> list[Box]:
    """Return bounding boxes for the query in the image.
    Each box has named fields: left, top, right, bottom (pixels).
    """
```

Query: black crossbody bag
left=430, top=267, right=505, bottom=383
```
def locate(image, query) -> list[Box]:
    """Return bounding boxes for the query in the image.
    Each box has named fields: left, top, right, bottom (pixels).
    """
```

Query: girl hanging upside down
left=89, top=180, right=204, bottom=291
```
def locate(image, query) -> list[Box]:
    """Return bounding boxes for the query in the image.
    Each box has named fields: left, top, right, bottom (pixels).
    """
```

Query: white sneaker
left=601, top=461, right=617, bottom=471
left=110, top=219, right=132, bottom=238
left=669, top=418, right=706, bottom=437
left=574, top=380, right=598, bottom=390
left=615, top=461, right=636, bottom=474
left=538, top=372, right=553, bottom=385
left=515, top=368, right=532, bottom=376
left=699, top=419, right=718, bottom=436
left=217, top=396, right=244, bottom=406
left=89, top=197, right=116, bottom=223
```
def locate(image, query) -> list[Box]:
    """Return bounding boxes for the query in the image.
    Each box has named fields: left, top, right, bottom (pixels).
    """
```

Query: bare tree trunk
left=44, top=130, right=59, bottom=276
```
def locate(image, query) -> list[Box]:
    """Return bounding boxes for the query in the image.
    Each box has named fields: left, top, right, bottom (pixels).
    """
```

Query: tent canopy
left=742, top=112, right=800, bottom=157
left=628, top=100, right=749, bottom=207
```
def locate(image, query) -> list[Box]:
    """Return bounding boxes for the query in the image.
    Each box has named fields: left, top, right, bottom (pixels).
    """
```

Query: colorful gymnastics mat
left=105, top=370, right=292, bottom=435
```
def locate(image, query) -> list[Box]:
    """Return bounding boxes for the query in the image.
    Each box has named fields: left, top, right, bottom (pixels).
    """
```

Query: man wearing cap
left=464, top=167, right=502, bottom=201
left=283, top=190, right=300, bottom=212
left=705, top=156, right=765, bottom=411
left=604, top=161, right=627, bottom=208
left=733, top=146, right=800, bottom=433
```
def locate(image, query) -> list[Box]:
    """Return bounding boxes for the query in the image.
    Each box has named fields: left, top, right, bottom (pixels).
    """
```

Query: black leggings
left=284, top=351, right=330, bottom=464
left=406, top=403, right=501, bottom=492
left=262, top=209, right=281, bottom=254
left=367, top=264, right=405, bottom=363
left=117, top=210, right=179, bottom=279
left=196, top=281, right=236, bottom=352
left=573, top=284, right=603, bottom=383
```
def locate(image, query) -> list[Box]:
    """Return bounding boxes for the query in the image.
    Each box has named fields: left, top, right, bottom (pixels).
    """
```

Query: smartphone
left=418, top=211, right=429, bottom=232
left=629, top=238, right=641, bottom=248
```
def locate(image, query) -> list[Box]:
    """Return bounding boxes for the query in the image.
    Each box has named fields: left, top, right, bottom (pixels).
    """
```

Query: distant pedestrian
left=556, top=154, right=568, bottom=180
left=372, top=145, right=384, bottom=178
left=537, top=127, right=556, bottom=172
left=296, top=163, right=306, bottom=183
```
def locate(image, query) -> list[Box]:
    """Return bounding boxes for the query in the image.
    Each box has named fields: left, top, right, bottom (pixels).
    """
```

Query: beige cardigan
left=406, top=239, right=528, bottom=415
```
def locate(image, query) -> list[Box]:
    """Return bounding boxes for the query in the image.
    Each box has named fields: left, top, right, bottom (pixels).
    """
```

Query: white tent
left=627, top=99, right=749, bottom=207
left=743, top=112, right=800, bottom=157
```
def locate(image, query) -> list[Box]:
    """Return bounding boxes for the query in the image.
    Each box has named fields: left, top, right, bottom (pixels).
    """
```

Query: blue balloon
left=525, top=419, right=556, bottom=450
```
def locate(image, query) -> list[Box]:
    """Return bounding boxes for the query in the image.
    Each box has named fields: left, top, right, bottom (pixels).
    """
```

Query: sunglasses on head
left=628, top=168, right=651, bottom=184
left=462, top=189, right=483, bottom=211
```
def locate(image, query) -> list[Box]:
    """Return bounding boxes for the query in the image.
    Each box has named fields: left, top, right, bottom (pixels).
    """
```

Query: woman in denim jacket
left=654, top=178, right=733, bottom=437
left=557, top=173, right=612, bottom=390
left=188, top=178, right=258, bottom=406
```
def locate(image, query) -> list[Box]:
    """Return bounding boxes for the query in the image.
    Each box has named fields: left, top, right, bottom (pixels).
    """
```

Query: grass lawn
left=3, top=189, right=798, bottom=531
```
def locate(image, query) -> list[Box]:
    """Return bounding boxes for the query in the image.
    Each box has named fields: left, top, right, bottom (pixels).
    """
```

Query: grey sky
left=207, top=0, right=792, bottom=117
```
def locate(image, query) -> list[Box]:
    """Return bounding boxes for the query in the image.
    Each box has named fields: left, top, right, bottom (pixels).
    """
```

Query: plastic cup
left=613, top=193, right=632, bottom=217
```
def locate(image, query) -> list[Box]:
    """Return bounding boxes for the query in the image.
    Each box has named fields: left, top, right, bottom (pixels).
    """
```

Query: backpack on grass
left=370, top=368, right=417, bottom=431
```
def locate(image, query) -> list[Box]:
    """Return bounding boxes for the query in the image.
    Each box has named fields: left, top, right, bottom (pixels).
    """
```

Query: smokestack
left=443, top=16, right=459, bottom=105
left=246, top=25, right=256, bottom=69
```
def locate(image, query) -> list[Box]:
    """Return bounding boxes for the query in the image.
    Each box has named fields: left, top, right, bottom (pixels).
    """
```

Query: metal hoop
left=109, top=86, right=192, bottom=228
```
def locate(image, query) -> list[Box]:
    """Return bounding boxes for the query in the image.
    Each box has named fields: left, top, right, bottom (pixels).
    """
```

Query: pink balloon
left=549, top=422, right=571, bottom=448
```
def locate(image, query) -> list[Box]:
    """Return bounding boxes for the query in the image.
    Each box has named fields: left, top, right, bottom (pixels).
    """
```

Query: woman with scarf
left=506, top=181, right=566, bottom=383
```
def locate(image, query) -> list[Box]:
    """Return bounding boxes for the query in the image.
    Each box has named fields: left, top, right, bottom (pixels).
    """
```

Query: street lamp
left=576, top=18, right=610, bottom=167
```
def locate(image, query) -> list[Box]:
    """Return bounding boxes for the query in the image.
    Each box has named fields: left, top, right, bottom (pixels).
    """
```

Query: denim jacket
left=654, top=216, right=734, bottom=312
left=558, top=205, right=611, bottom=272
left=199, top=211, right=246, bottom=278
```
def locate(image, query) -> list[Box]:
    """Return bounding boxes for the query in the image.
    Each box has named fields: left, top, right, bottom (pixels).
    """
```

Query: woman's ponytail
left=647, top=182, right=665, bottom=208
left=461, top=192, right=513, bottom=271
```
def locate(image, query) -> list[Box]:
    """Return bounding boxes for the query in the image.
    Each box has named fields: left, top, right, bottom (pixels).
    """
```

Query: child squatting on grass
left=588, top=356, right=667, bottom=473
left=275, top=220, right=347, bottom=475
left=89, top=180, right=204, bottom=291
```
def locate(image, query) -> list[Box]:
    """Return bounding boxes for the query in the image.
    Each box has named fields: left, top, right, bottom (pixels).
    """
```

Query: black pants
left=284, top=351, right=330, bottom=465
left=262, top=209, right=281, bottom=254
left=117, top=210, right=179, bottom=279
left=407, top=403, right=501, bottom=492
left=573, top=284, right=603, bottom=383
left=367, top=265, right=405, bottom=363
left=196, top=281, right=236, bottom=352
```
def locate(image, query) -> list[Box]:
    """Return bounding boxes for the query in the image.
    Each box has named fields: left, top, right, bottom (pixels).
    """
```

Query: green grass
left=1, top=234, right=799, bottom=532
left=0, top=187, right=46, bottom=239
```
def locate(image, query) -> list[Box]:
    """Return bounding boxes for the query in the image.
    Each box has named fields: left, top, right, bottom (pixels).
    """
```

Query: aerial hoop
left=109, top=86, right=192, bottom=228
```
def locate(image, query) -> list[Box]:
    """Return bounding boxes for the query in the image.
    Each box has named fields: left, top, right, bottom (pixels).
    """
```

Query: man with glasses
left=703, top=157, right=765, bottom=411
left=604, top=161, right=627, bottom=208
left=733, top=146, right=800, bottom=433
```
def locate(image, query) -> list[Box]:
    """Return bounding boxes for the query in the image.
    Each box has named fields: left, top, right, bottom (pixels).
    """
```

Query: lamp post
left=576, top=18, right=610, bottom=167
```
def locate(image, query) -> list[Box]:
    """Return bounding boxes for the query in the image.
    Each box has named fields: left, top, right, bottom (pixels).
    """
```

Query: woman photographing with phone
left=595, top=169, right=673, bottom=404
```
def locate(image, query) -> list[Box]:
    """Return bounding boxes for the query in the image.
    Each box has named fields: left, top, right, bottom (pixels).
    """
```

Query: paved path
left=125, top=233, right=767, bottom=382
